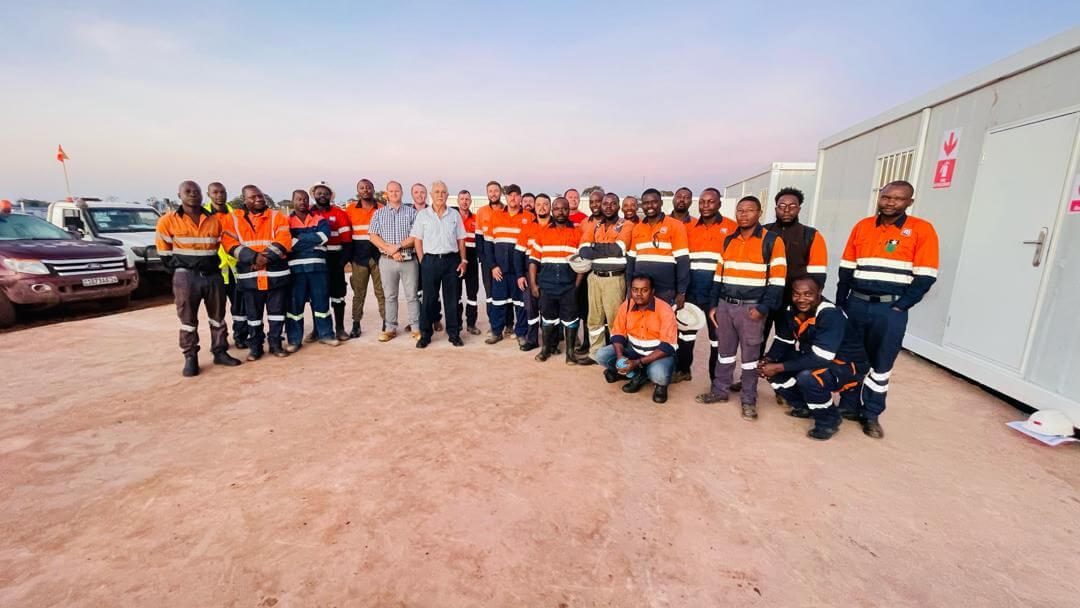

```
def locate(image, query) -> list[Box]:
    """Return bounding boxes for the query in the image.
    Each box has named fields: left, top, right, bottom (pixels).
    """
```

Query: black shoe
left=484, top=333, right=503, bottom=345
left=840, top=410, right=862, bottom=422
left=787, top=408, right=811, bottom=419
left=603, top=369, right=622, bottom=384
left=182, top=355, right=199, bottom=377
left=246, top=349, right=263, bottom=362
left=808, top=426, right=840, bottom=441
left=730, top=381, right=742, bottom=392
left=622, top=374, right=648, bottom=394
left=416, top=337, right=431, bottom=348
left=270, top=348, right=289, bottom=358
left=564, top=327, right=580, bottom=366
left=449, top=336, right=464, bottom=347
left=213, top=352, right=242, bottom=367
left=652, top=385, right=668, bottom=404
left=861, top=418, right=884, bottom=439
left=741, top=402, right=758, bottom=420
left=519, top=342, right=539, bottom=352
left=349, top=322, right=361, bottom=339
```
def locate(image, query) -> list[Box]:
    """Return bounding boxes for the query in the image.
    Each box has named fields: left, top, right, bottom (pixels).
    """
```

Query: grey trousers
left=711, top=301, right=766, bottom=404
left=379, top=256, right=420, bottom=332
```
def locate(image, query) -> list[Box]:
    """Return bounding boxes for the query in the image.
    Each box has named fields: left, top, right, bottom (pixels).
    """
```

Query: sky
left=2, top=1, right=1079, bottom=203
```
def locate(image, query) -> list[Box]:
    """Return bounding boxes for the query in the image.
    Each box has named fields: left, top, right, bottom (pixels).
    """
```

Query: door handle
left=1021, top=227, right=1048, bottom=267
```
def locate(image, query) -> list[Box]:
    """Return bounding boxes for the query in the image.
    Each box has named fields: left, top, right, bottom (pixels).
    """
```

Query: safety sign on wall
left=1069, top=175, right=1080, bottom=215
left=933, top=128, right=961, bottom=189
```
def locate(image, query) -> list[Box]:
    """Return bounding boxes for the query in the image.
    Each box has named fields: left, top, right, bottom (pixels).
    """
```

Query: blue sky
left=2, top=1, right=1078, bottom=202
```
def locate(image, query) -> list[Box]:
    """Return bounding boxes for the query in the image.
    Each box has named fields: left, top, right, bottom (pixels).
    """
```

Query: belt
left=851, top=291, right=898, bottom=303
left=592, top=269, right=625, bottom=277
left=423, top=252, right=460, bottom=259
left=723, top=296, right=760, bottom=305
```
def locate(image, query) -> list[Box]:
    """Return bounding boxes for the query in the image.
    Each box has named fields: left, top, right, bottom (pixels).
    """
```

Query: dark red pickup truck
left=0, top=213, right=137, bottom=327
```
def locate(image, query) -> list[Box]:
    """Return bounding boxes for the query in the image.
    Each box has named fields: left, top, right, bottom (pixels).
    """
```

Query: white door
left=944, top=112, right=1080, bottom=370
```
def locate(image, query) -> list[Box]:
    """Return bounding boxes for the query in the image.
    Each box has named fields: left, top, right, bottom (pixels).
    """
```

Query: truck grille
left=41, top=256, right=128, bottom=276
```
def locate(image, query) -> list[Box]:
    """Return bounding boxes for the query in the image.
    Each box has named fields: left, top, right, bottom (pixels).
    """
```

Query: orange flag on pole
left=56, top=145, right=69, bottom=162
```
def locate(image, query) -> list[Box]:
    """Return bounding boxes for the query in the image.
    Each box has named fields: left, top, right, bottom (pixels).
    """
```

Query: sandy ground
left=1, top=286, right=1079, bottom=608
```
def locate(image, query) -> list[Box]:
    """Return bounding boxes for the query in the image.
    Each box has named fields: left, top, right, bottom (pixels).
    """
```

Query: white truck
left=47, top=199, right=167, bottom=295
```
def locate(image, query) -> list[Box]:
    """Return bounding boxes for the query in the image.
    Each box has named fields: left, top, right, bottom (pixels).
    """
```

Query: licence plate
left=82, top=275, right=120, bottom=287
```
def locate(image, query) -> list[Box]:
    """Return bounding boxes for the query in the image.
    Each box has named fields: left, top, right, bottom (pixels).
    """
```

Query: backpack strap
left=802, top=225, right=817, bottom=246
left=761, top=229, right=779, bottom=266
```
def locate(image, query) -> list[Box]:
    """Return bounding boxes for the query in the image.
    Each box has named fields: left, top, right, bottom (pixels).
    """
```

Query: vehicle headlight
left=2, top=258, right=50, bottom=275
left=132, top=246, right=147, bottom=258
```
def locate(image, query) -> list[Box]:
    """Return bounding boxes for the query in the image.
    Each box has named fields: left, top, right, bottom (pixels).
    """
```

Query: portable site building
left=809, top=26, right=1080, bottom=423
left=724, top=163, right=816, bottom=224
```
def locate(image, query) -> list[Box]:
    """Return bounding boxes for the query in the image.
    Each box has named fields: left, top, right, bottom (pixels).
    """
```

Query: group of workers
left=156, top=177, right=939, bottom=441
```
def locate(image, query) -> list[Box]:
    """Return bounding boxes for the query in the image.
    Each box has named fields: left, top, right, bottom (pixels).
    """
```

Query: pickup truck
left=47, top=199, right=166, bottom=295
left=0, top=213, right=137, bottom=328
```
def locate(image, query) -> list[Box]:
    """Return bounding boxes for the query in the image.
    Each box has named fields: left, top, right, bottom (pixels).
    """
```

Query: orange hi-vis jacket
left=461, top=210, right=476, bottom=251
left=155, top=208, right=223, bottom=274
left=625, top=213, right=690, bottom=297
left=474, top=203, right=505, bottom=269
left=311, top=204, right=352, bottom=258
left=836, top=213, right=939, bottom=311
left=610, top=296, right=678, bottom=359
left=686, top=215, right=737, bottom=301
left=489, top=207, right=535, bottom=275
left=527, top=221, right=581, bottom=293
left=578, top=217, right=632, bottom=274
left=710, top=224, right=787, bottom=315
left=221, top=208, right=292, bottom=291
left=344, top=201, right=382, bottom=265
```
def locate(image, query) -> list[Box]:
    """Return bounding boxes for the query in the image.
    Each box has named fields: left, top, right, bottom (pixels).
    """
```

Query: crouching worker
left=595, top=274, right=677, bottom=404
left=758, top=276, right=866, bottom=440
left=285, top=190, right=340, bottom=352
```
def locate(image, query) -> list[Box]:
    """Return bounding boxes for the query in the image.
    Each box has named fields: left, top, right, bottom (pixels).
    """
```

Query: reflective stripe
left=839, top=259, right=857, bottom=269
left=592, top=257, right=627, bottom=266
left=247, top=319, right=263, bottom=326
left=812, top=345, right=836, bottom=360
left=717, top=355, right=737, bottom=364
left=869, top=368, right=892, bottom=381
left=740, top=361, right=757, bottom=370
left=286, top=312, right=304, bottom=320
left=671, top=248, right=689, bottom=257
left=171, top=248, right=218, bottom=256
left=232, top=315, right=247, bottom=322
left=351, top=235, right=370, bottom=241
left=330, top=297, right=346, bottom=304
left=767, top=278, right=785, bottom=286
left=288, top=258, right=326, bottom=266
left=527, top=316, right=540, bottom=325
left=541, top=316, right=560, bottom=326
left=717, top=276, right=767, bottom=287
left=173, top=236, right=218, bottom=244
left=291, top=238, right=299, bottom=248
left=351, top=224, right=368, bottom=231
left=858, top=257, right=913, bottom=270
left=179, top=324, right=197, bottom=332
left=770, top=257, right=787, bottom=266
left=561, top=318, right=579, bottom=327
left=326, top=244, right=342, bottom=251
left=774, top=336, right=795, bottom=345
left=236, top=269, right=291, bottom=279
left=628, top=335, right=661, bottom=348
left=465, top=299, right=477, bottom=306
left=807, top=400, right=833, bottom=410
left=156, top=234, right=174, bottom=243
left=863, top=376, right=889, bottom=393
left=688, top=251, right=719, bottom=261
left=709, top=340, right=718, bottom=348
left=771, top=377, right=797, bottom=389
left=317, top=232, right=329, bottom=243
left=690, top=262, right=718, bottom=271
left=589, top=326, right=607, bottom=337
left=329, top=230, right=339, bottom=237
left=634, top=254, right=676, bottom=264
left=724, top=261, right=767, bottom=272
left=207, top=319, right=223, bottom=328
left=489, top=298, right=510, bottom=305
left=313, top=311, right=331, bottom=318
left=678, top=332, right=697, bottom=341
left=806, top=265, right=828, bottom=274
left=267, top=314, right=286, bottom=322
left=636, top=241, right=672, bottom=250
left=512, top=300, right=524, bottom=307
left=853, top=270, right=913, bottom=284
left=912, top=266, right=938, bottom=277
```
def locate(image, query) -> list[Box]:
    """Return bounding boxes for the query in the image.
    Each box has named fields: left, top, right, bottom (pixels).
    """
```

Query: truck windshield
left=0, top=214, right=76, bottom=240
left=88, top=208, right=160, bottom=233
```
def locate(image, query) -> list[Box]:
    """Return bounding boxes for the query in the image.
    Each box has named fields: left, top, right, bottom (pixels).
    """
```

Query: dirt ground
left=1, top=290, right=1078, bottom=608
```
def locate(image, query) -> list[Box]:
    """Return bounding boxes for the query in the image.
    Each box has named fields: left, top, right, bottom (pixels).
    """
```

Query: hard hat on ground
left=1023, top=410, right=1075, bottom=437
left=568, top=254, right=592, bottom=273
left=676, top=302, right=707, bottom=331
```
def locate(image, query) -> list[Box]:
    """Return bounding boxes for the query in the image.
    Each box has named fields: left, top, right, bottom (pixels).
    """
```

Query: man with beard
left=571, top=186, right=605, bottom=358
left=488, top=184, right=535, bottom=345
left=285, top=189, right=339, bottom=351
left=156, top=180, right=242, bottom=376
left=455, top=189, right=481, bottom=335
left=670, top=187, right=695, bottom=224
left=514, top=193, right=553, bottom=350
left=577, top=192, right=631, bottom=364
left=763, top=187, right=828, bottom=346
left=309, top=181, right=352, bottom=341
left=529, top=196, right=583, bottom=363
left=203, top=181, right=248, bottom=348
left=475, top=180, right=505, bottom=338
left=522, top=192, right=536, bottom=213
left=345, top=179, right=386, bottom=337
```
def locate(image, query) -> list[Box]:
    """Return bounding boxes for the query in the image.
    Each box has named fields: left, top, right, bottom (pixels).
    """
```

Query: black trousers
left=326, top=252, right=347, bottom=331
left=574, top=273, right=589, bottom=338
left=244, top=286, right=288, bottom=352
left=173, top=269, right=227, bottom=356
left=225, top=277, right=248, bottom=343
left=459, top=247, right=479, bottom=328
left=540, top=285, right=578, bottom=326
left=420, top=253, right=462, bottom=339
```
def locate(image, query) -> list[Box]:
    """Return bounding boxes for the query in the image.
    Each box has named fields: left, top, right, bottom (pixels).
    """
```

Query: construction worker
left=571, top=187, right=605, bottom=358
left=309, top=181, right=352, bottom=341
left=622, top=196, right=640, bottom=224
left=497, top=184, right=535, bottom=346
left=345, top=179, right=386, bottom=338
left=763, top=187, right=828, bottom=345
left=577, top=192, right=632, bottom=364
left=669, top=187, right=695, bottom=224
left=284, top=190, right=339, bottom=351
left=566, top=188, right=587, bottom=226
left=624, top=188, right=689, bottom=307
left=475, top=180, right=505, bottom=339
left=514, top=193, right=552, bottom=351
left=203, top=182, right=248, bottom=348
left=522, top=192, right=536, bottom=213
left=595, top=274, right=678, bottom=404
left=836, top=180, right=939, bottom=439
left=696, top=195, right=787, bottom=421
left=672, top=187, right=737, bottom=384
left=410, top=180, right=468, bottom=348
left=759, top=276, right=867, bottom=440
left=221, top=184, right=292, bottom=360
left=528, top=196, right=583, bottom=364
left=155, top=180, right=241, bottom=376
left=455, top=189, right=481, bottom=335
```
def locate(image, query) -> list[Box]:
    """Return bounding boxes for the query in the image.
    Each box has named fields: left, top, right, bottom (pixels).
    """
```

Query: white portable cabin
left=725, top=162, right=817, bottom=224
left=809, top=27, right=1080, bottom=423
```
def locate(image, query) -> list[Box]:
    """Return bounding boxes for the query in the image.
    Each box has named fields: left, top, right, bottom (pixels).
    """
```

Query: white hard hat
left=568, top=254, right=592, bottom=273
left=1023, top=410, right=1076, bottom=437
left=309, top=181, right=336, bottom=201
left=676, top=302, right=707, bottom=331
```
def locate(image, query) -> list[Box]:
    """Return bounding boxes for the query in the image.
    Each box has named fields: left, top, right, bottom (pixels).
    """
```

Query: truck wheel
left=0, top=293, right=16, bottom=328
